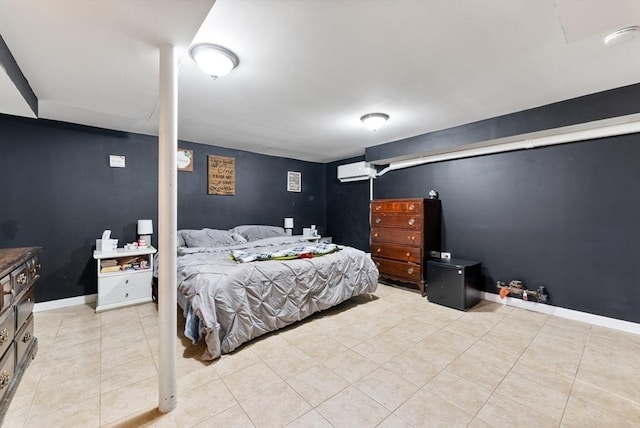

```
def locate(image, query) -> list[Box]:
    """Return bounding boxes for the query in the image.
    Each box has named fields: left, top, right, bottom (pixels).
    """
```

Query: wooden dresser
left=0, top=247, right=41, bottom=423
left=370, top=198, right=440, bottom=295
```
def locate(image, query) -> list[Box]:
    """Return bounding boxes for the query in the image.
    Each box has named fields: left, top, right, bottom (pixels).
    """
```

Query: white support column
left=158, top=44, right=178, bottom=413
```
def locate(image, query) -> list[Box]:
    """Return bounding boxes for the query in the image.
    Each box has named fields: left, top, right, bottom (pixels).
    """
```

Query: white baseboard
left=33, top=294, right=97, bottom=313
left=481, top=291, right=640, bottom=335
left=33, top=291, right=640, bottom=336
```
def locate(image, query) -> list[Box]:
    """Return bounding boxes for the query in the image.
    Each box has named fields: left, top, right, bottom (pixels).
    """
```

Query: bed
left=170, top=225, right=379, bottom=360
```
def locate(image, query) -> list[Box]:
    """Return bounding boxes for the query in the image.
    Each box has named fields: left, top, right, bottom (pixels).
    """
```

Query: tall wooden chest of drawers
left=370, top=198, right=440, bottom=295
left=0, top=247, right=41, bottom=423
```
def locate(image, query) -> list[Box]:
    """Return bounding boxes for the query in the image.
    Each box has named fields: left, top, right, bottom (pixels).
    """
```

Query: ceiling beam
left=0, top=34, right=38, bottom=117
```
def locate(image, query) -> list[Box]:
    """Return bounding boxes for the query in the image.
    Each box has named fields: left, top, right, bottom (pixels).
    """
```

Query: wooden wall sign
left=208, top=155, right=235, bottom=195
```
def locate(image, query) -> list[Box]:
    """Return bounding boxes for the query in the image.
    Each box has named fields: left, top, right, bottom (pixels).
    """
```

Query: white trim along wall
left=34, top=291, right=639, bottom=336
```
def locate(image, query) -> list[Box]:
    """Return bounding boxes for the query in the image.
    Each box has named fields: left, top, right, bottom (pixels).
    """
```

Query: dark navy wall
left=372, top=136, right=640, bottom=323
left=0, top=115, right=325, bottom=303
left=367, top=83, right=640, bottom=163
left=330, top=85, right=640, bottom=323
left=325, top=155, right=370, bottom=250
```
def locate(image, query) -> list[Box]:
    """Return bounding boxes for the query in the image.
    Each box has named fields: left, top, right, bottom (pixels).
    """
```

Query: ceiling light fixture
left=360, top=113, right=389, bottom=131
left=604, top=25, right=640, bottom=45
left=189, top=43, right=239, bottom=78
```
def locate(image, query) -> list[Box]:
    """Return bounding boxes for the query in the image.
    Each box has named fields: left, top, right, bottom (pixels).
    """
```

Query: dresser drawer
left=372, top=257, right=422, bottom=283
left=98, top=273, right=152, bottom=307
left=11, top=263, right=30, bottom=296
left=0, top=274, right=12, bottom=313
left=371, top=228, right=422, bottom=246
left=16, top=314, right=34, bottom=365
left=371, top=199, right=423, bottom=214
left=0, top=309, right=15, bottom=359
left=0, top=342, right=15, bottom=400
left=15, top=286, right=34, bottom=330
left=371, top=213, right=423, bottom=230
left=371, top=244, right=421, bottom=263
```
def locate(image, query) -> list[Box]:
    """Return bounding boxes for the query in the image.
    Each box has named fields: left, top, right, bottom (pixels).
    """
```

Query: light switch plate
left=109, top=155, right=125, bottom=168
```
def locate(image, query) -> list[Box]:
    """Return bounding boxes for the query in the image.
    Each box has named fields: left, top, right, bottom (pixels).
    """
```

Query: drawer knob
left=23, top=331, right=32, bottom=343
left=374, top=233, right=379, bottom=238
left=30, top=263, right=41, bottom=275
left=375, top=218, right=381, bottom=224
left=406, top=252, right=411, bottom=257
left=0, top=328, right=7, bottom=344
left=375, top=205, right=381, bottom=211
left=0, top=371, right=9, bottom=389
left=409, top=236, right=415, bottom=241
left=409, top=204, right=415, bottom=210
left=408, top=218, right=415, bottom=226
left=407, top=267, right=414, bottom=275
left=376, top=248, right=381, bottom=253
left=17, top=273, right=27, bottom=285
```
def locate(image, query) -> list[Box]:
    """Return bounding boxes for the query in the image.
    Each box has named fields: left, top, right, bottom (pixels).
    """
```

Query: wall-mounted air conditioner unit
left=337, top=161, right=376, bottom=183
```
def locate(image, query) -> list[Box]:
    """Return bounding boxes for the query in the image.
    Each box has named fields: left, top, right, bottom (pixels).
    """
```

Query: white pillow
left=182, top=229, right=247, bottom=248
left=229, top=225, right=287, bottom=241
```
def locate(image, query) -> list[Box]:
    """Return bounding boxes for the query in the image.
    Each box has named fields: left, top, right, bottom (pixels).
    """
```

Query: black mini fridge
left=426, top=258, right=481, bottom=311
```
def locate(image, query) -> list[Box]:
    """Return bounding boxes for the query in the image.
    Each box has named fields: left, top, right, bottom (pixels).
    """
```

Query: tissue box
left=96, top=239, right=118, bottom=252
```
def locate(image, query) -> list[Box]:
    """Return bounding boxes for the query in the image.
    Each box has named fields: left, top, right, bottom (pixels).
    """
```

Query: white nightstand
left=93, top=246, right=157, bottom=312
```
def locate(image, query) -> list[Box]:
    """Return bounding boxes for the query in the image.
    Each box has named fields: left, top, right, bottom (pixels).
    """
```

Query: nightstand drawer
left=98, top=273, right=152, bottom=307
left=371, top=244, right=421, bottom=263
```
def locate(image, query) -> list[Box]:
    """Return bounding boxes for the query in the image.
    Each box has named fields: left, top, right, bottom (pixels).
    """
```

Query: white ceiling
left=1, top=0, right=639, bottom=163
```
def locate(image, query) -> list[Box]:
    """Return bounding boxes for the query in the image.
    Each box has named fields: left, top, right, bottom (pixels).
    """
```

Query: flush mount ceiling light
left=604, top=25, right=640, bottom=45
left=189, top=43, right=239, bottom=78
left=360, top=113, right=389, bottom=131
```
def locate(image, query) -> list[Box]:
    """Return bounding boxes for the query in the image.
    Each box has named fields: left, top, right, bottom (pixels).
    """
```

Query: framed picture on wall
left=208, top=155, right=236, bottom=195
left=177, top=148, right=193, bottom=171
left=287, top=171, right=301, bottom=192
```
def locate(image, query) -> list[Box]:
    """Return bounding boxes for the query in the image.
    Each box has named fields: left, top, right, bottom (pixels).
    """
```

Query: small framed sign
left=177, top=149, right=193, bottom=171
left=208, top=155, right=236, bottom=195
left=287, top=171, right=301, bottom=192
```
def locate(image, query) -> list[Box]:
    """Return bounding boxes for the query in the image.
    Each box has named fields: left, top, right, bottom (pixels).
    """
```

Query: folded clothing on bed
left=230, top=243, right=340, bottom=263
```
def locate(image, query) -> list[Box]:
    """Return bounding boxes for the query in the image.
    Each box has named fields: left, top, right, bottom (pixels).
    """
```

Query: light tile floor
left=4, top=284, right=640, bottom=427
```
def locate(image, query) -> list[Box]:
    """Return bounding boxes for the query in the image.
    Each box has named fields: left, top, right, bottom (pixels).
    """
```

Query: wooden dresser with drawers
left=0, top=247, right=41, bottom=422
left=370, top=198, right=440, bottom=295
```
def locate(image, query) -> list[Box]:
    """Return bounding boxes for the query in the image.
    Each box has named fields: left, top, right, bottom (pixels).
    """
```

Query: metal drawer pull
left=0, top=372, right=9, bottom=389
left=17, top=273, right=27, bottom=285
left=0, top=328, right=7, bottom=344
left=375, top=218, right=381, bottom=224
left=406, top=252, right=411, bottom=257
left=408, top=236, right=415, bottom=241
left=408, top=218, right=415, bottom=226
left=375, top=205, right=381, bottom=211
left=376, top=248, right=381, bottom=253
left=374, top=233, right=379, bottom=238
left=30, top=263, right=41, bottom=275
left=407, top=267, right=414, bottom=275
left=23, top=331, right=32, bottom=342
left=409, top=204, right=415, bottom=210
